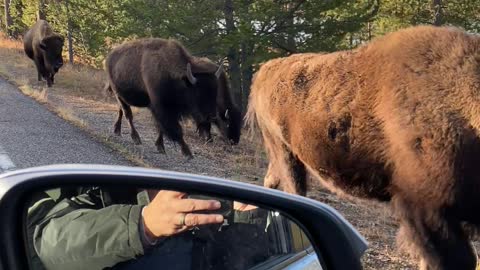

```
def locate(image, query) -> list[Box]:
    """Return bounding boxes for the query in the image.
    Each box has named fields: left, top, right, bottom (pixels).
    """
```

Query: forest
left=1, top=0, right=480, bottom=109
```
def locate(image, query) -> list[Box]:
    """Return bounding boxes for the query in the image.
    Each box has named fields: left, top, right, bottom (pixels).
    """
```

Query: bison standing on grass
left=23, top=20, right=64, bottom=87
left=247, top=26, right=480, bottom=270
left=105, top=38, right=236, bottom=158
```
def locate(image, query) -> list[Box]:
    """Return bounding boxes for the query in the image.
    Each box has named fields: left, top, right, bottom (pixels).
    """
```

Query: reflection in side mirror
left=24, top=186, right=322, bottom=270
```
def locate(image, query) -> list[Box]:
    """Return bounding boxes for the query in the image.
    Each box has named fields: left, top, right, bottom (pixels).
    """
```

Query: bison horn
left=215, top=65, right=223, bottom=79
left=186, top=63, right=197, bottom=85
left=224, top=109, right=229, bottom=119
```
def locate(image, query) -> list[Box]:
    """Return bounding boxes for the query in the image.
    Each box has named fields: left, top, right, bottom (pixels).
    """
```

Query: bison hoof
left=113, top=127, right=121, bottom=136
left=156, top=146, right=166, bottom=154
left=131, top=133, right=142, bottom=145
left=181, top=149, right=193, bottom=159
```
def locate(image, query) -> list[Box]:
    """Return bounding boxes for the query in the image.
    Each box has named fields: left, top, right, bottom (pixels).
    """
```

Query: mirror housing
left=0, top=165, right=367, bottom=270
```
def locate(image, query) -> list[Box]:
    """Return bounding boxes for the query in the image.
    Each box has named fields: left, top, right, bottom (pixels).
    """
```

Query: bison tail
left=244, top=93, right=262, bottom=144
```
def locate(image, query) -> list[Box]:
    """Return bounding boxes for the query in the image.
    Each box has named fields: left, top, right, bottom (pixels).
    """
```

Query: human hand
left=233, top=201, right=258, bottom=212
left=142, top=190, right=224, bottom=239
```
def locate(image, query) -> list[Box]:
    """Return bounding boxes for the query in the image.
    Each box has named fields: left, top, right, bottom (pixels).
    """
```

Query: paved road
left=0, top=78, right=133, bottom=173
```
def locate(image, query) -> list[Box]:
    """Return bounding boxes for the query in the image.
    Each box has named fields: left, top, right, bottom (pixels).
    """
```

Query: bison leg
left=33, top=59, right=44, bottom=82
left=197, top=122, right=213, bottom=143
left=154, top=125, right=166, bottom=154
left=151, top=109, right=192, bottom=158
left=118, top=99, right=141, bottom=145
left=46, top=74, right=53, bottom=87
left=394, top=197, right=476, bottom=270
left=262, top=129, right=307, bottom=195
left=113, top=107, right=123, bottom=136
left=178, top=138, right=193, bottom=159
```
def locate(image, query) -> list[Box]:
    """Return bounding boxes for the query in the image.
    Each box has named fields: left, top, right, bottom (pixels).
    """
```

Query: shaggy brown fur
left=23, top=20, right=64, bottom=87
left=247, top=25, right=480, bottom=270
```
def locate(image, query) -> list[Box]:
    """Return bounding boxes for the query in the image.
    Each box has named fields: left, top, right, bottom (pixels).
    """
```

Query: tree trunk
left=432, top=0, right=443, bottom=26
left=241, top=64, right=253, bottom=113
left=11, top=0, right=24, bottom=37
left=367, top=21, right=372, bottom=41
left=65, top=0, right=74, bottom=64
left=285, top=2, right=296, bottom=54
left=223, top=0, right=242, bottom=107
left=36, top=0, right=46, bottom=20
left=4, top=0, right=12, bottom=37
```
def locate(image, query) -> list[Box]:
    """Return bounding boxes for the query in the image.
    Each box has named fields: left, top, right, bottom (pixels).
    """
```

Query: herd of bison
left=20, top=19, right=480, bottom=270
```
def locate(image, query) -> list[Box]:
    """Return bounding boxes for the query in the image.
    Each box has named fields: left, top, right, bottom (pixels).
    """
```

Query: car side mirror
left=0, top=165, right=367, bottom=270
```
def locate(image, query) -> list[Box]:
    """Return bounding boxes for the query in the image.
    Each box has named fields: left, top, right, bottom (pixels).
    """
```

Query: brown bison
left=105, top=38, right=233, bottom=158
left=194, top=59, right=242, bottom=145
left=247, top=26, right=480, bottom=270
left=23, top=20, right=64, bottom=87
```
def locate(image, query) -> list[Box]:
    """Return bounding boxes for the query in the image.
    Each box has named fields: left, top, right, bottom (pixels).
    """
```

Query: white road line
left=0, top=145, right=16, bottom=172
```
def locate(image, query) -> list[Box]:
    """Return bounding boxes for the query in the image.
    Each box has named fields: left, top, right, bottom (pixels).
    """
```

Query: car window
left=249, top=212, right=321, bottom=270
left=23, top=187, right=322, bottom=270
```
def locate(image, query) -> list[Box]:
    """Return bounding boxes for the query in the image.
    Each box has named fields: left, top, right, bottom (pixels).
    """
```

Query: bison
left=247, top=26, right=480, bottom=270
left=105, top=38, right=232, bottom=158
left=23, top=20, right=64, bottom=87
left=194, top=58, right=242, bottom=145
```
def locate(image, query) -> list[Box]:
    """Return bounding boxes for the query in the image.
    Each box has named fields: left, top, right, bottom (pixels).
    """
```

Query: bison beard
left=105, top=38, right=225, bottom=158
left=23, top=20, right=64, bottom=87
left=247, top=25, right=480, bottom=270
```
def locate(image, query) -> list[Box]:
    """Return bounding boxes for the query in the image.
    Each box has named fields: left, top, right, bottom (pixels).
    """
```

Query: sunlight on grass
left=55, top=107, right=86, bottom=128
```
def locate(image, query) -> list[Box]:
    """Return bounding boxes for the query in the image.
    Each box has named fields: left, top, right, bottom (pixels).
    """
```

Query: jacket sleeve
left=33, top=201, right=145, bottom=270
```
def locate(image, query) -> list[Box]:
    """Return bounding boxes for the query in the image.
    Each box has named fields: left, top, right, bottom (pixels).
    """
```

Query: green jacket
left=27, top=188, right=145, bottom=270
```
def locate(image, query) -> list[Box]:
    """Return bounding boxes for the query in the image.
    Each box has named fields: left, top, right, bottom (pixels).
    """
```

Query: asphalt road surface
left=0, top=78, right=133, bottom=173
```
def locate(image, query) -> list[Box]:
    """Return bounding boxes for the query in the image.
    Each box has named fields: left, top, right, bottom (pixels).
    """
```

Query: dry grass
left=55, top=107, right=87, bottom=128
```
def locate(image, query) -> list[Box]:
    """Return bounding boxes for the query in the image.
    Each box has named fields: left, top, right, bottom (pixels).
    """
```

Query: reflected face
left=24, top=185, right=320, bottom=270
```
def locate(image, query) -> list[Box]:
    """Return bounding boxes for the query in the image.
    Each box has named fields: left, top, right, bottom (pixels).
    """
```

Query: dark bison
left=23, top=20, right=64, bottom=87
left=105, top=38, right=231, bottom=158
left=193, top=57, right=242, bottom=145
left=247, top=26, right=480, bottom=270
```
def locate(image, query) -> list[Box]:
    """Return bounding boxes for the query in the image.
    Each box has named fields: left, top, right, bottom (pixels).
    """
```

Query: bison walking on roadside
left=23, top=20, right=64, bottom=87
left=105, top=38, right=237, bottom=158
left=247, top=26, right=480, bottom=270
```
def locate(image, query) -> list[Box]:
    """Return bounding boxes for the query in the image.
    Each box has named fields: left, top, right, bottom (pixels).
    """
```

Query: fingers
left=233, top=202, right=258, bottom=212
left=152, top=190, right=187, bottom=200
left=174, top=199, right=221, bottom=212
left=183, top=213, right=224, bottom=226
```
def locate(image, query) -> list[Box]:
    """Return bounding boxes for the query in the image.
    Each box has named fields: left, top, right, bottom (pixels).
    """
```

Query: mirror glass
left=24, top=185, right=321, bottom=270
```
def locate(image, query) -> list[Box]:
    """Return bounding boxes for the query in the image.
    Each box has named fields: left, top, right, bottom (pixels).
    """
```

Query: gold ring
left=179, top=213, right=186, bottom=226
